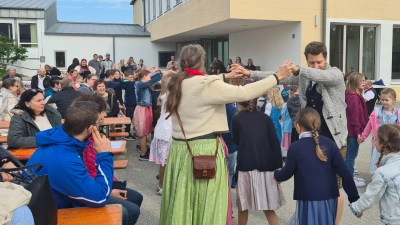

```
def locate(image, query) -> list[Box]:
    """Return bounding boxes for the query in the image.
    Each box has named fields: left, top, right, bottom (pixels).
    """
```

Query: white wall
left=115, top=37, right=176, bottom=67
left=229, top=22, right=302, bottom=71
left=0, top=18, right=45, bottom=76
left=326, top=18, right=400, bottom=84
left=44, top=35, right=113, bottom=73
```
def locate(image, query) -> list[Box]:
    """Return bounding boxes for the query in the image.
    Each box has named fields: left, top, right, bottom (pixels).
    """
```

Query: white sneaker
left=354, top=169, right=360, bottom=175
left=354, top=177, right=365, bottom=188
left=354, top=176, right=365, bottom=182
left=156, top=186, right=162, bottom=195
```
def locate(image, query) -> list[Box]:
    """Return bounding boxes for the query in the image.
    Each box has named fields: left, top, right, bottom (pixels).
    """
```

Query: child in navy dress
left=274, top=107, right=359, bottom=225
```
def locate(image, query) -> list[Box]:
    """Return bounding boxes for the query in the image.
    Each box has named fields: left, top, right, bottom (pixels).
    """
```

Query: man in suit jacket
left=2, top=67, right=22, bottom=81
left=31, top=68, right=51, bottom=90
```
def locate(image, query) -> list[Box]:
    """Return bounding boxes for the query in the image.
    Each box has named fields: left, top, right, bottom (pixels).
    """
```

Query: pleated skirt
left=236, top=170, right=285, bottom=211
left=288, top=198, right=338, bottom=225
left=160, top=138, right=230, bottom=225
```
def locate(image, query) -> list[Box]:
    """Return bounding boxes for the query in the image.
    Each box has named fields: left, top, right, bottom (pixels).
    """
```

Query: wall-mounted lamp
left=315, top=15, right=319, bottom=27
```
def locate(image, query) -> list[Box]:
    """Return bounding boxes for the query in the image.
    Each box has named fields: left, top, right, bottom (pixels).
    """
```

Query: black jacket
left=46, top=67, right=61, bottom=76
left=2, top=74, right=22, bottom=81
left=31, top=75, right=51, bottom=90
left=105, top=93, right=120, bottom=117
left=232, top=111, right=282, bottom=172
left=47, top=87, right=82, bottom=118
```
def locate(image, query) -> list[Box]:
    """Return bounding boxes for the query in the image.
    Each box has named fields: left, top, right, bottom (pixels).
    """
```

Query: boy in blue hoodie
left=120, top=70, right=137, bottom=140
left=26, top=101, right=114, bottom=209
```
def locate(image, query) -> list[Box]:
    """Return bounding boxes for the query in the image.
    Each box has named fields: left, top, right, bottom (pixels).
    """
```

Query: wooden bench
left=114, top=160, right=128, bottom=170
left=109, top=132, right=129, bottom=138
left=58, top=204, right=123, bottom=225
left=0, top=136, right=6, bottom=143
left=8, top=141, right=127, bottom=161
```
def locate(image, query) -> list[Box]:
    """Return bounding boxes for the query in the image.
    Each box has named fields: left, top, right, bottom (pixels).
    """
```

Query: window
left=19, top=23, right=38, bottom=48
left=392, top=28, right=400, bottom=79
left=329, top=24, right=376, bottom=79
left=159, top=0, right=163, bottom=16
left=55, top=52, right=66, bottom=68
left=0, top=23, right=13, bottom=39
left=153, top=0, right=156, bottom=20
left=158, top=51, right=175, bottom=67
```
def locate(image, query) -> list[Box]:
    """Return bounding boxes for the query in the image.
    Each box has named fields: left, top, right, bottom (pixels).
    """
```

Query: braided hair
left=376, top=124, right=400, bottom=166
left=295, top=108, right=327, bottom=162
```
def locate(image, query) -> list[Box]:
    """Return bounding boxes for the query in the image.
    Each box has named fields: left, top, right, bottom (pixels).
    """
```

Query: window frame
left=328, top=22, right=377, bottom=79
left=54, top=51, right=66, bottom=69
left=17, top=22, right=39, bottom=48
left=0, top=22, right=14, bottom=39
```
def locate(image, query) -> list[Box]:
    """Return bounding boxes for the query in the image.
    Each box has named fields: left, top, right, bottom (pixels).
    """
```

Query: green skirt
left=160, top=138, right=229, bottom=225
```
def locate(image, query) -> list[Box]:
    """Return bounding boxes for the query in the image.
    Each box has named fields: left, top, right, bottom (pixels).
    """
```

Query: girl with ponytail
left=274, top=107, right=359, bottom=225
left=232, top=98, right=285, bottom=225
left=350, top=124, right=400, bottom=223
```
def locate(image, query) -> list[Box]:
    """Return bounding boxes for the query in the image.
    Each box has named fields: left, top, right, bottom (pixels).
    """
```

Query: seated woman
left=94, top=80, right=119, bottom=118
left=7, top=89, right=62, bottom=148
left=0, top=78, right=20, bottom=121
left=0, top=148, right=34, bottom=224
left=72, top=93, right=143, bottom=225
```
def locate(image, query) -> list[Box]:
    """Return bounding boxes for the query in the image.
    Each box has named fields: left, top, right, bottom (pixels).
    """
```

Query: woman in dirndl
left=160, top=44, right=292, bottom=225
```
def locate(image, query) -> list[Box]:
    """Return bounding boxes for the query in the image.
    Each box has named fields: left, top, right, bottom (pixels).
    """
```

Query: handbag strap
left=0, top=146, right=42, bottom=181
left=175, top=111, right=219, bottom=158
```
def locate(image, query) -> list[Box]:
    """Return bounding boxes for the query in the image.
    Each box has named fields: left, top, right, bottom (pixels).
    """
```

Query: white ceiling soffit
left=156, top=19, right=289, bottom=41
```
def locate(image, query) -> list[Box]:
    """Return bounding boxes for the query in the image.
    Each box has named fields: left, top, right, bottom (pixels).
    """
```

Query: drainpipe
left=113, top=36, right=116, bottom=62
left=322, top=0, right=327, bottom=43
left=143, top=0, right=146, bottom=32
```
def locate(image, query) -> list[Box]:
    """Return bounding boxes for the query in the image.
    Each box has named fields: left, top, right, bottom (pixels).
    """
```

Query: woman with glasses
left=7, top=89, right=61, bottom=148
left=0, top=78, right=20, bottom=121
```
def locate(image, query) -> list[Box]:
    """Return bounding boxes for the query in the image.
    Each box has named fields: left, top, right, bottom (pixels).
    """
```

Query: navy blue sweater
left=232, top=111, right=282, bottom=172
left=222, top=104, right=238, bottom=154
left=120, top=81, right=136, bottom=106
left=274, top=136, right=360, bottom=202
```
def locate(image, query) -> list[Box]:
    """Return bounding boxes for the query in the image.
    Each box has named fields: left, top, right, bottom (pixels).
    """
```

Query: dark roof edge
left=0, top=7, right=45, bottom=10
left=130, top=0, right=137, bottom=5
left=44, top=32, right=150, bottom=37
left=54, top=21, right=144, bottom=26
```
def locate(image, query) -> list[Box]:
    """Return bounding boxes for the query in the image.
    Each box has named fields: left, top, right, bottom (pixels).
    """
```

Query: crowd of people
left=0, top=41, right=399, bottom=225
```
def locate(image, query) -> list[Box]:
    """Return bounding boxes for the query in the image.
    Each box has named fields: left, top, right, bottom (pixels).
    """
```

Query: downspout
left=322, top=0, right=327, bottom=43
left=113, top=36, right=116, bottom=62
left=143, top=0, right=146, bottom=32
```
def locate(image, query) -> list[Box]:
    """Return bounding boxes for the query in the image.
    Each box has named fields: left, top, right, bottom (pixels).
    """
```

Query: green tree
left=0, top=36, right=28, bottom=70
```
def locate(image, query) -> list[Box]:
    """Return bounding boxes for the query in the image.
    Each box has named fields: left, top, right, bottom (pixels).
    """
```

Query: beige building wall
left=327, top=0, right=399, bottom=20
left=146, top=0, right=230, bottom=41
left=230, top=0, right=322, bottom=65
left=133, top=0, right=143, bottom=26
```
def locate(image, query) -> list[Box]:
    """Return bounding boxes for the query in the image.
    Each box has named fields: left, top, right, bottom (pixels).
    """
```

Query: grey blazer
left=250, top=65, right=347, bottom=148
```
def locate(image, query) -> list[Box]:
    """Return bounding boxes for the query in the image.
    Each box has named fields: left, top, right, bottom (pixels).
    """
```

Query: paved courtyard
left=116, top=102, right=400, bottom=225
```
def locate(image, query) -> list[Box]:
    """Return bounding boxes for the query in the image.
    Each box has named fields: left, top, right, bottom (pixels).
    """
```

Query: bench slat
left=114, top=160, right=128, bottom=170
left=58, top=204, right=122, bottom=225
left=109, top=132, right=129, bottom=138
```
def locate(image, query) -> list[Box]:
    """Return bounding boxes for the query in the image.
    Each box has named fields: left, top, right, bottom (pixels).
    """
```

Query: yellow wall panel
left=327, top=0, right=400, bottom=20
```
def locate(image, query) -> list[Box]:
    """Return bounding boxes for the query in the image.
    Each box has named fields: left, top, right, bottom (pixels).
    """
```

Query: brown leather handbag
left=176, top=111, right=219, bottom=179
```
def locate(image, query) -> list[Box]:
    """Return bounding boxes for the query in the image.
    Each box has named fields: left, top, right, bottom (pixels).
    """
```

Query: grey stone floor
left=114, top=131, right=383, bottom=225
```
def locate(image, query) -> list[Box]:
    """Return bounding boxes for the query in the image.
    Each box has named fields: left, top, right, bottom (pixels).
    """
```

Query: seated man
left=26, top=101, right=114, bottom=209
left=31, top=68, right=51, bottom=90
left=47, top=78, right=81, bottom=118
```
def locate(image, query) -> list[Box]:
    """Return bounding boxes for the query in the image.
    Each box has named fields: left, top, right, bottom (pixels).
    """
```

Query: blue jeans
left=11, top=205, right=34, bottom=225
left=345, top=137, right=359, bottom=175
left=228, top=152, right=237, bottom=186
left=108, top=188, right=143, bottom=225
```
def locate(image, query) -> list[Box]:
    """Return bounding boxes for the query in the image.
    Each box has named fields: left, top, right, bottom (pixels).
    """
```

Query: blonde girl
left=358, top=88, right=399, bottom=173
left=75, top=75, right=83, bottom=89
left=265, top=88, right=284, bottom=143
left=149, top=76, right=172, bottom=195
left=351, top=124, right=400, bottom=224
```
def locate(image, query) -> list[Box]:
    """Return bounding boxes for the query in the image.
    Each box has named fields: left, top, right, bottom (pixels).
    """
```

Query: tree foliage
left=0, top=36, right=28, bottom=70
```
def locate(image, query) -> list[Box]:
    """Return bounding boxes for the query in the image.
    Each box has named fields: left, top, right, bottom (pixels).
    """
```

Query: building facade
left=0, top=0, right=175, bottom=76
left=132, top=0, right=400, bottom=90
